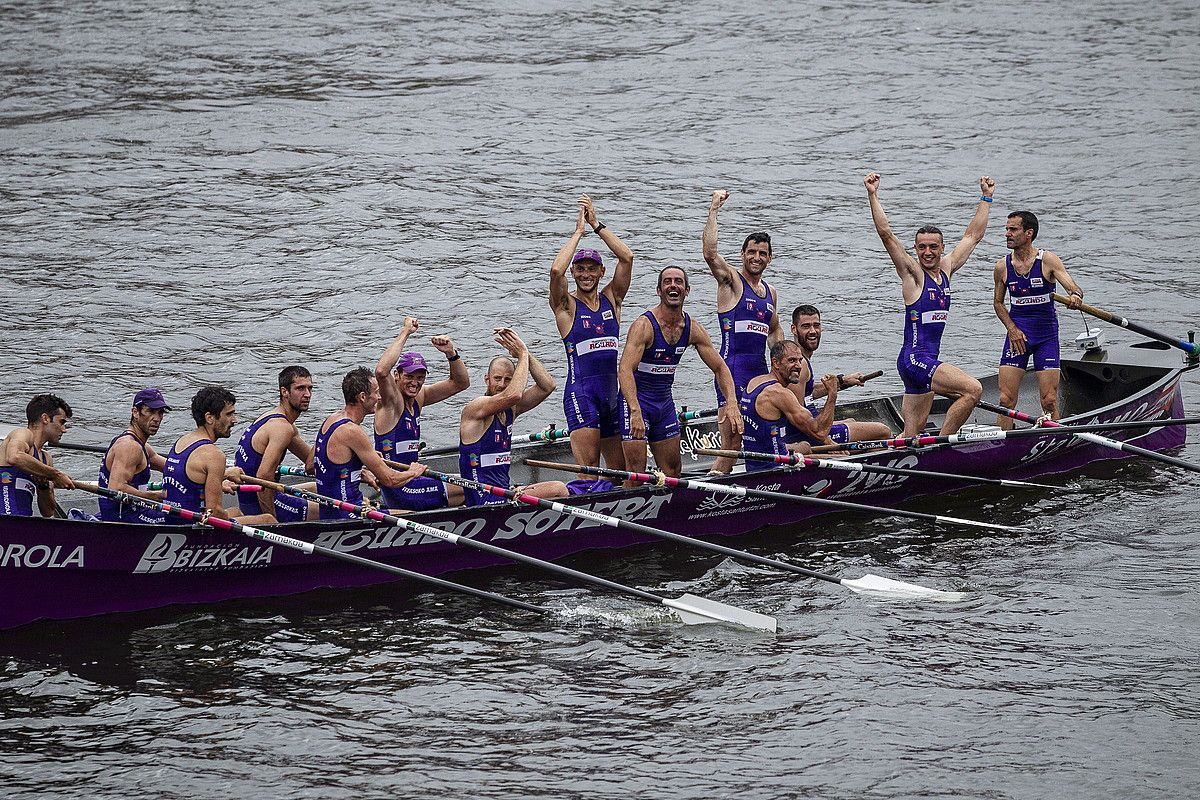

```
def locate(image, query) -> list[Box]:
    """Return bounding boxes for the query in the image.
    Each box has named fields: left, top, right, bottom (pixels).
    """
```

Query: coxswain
left=740, top=342, right=839, bottom=472
left=0, top=394, right=74, bottom=517
left=993, top=210, right=1084, bottom=429
left=97, top=387, right=170, bottom=523
left=865, top=171, right=993, bottom=436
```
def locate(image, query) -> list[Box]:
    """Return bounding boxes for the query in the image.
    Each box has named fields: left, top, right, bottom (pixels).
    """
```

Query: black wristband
left=593, top=223, right=607, bottom=233
left=446, top=352, right=460, bottom=362
left=836, top=374, right=846, bottom=390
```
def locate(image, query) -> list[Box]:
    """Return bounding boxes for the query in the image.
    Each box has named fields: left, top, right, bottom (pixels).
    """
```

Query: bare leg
left=900, top=392, right=935, bottom=437
left=599, top=434, right=626, bottom=472
left=842, top=419, right=892, bottom=442
left=710, top=412, right=742, bottom=474
left=230, top=511, right=277, bottom=526
left=569, top=427, right=601, bottom=480
left=649, top=436, right=682, bottom=478
left=931, top=363, right=983, bottom=436
left=522, top=480, right=569, bottom=499
left=621, top=438, right=648, bottom=487
left=445, top=483, right=466, bottom=507
left=995, top=365, right=1025, bottom=431
left=1035, top=369, right=1062, bottom=420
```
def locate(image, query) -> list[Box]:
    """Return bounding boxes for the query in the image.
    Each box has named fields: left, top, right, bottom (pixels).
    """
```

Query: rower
left=374, top=317, right=469, bottom=510
left=789, top=305, right=891, bottom=444
left=313, top=368, right=427, bottom=520
left=702, top=189, right=783, bottom=473
left=97, top=388, right=170, bottom=524
left=459, top=327, right=566, bottom=506
left=232, top=366, right=318, bottom=523
left=741, top=342, right=839, bottom=472
left=0, top=394, right=75, bottom=517
left=617, top=266, right=741, bottom=478
left=162, top=387, right=275, bottom=526
left=864, top=171, right=992, bottom=436
left=548, top=193, right=634, bottom=475
left=993, top=211, right=1085, bottom=429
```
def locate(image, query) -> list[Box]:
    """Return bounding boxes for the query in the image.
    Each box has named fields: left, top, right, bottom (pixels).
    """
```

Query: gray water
left=2, top=1, right=1199, bottom=797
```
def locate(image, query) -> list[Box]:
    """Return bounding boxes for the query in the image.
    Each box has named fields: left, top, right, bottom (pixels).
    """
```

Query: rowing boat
left=0, top=340, right=1188, bottom=630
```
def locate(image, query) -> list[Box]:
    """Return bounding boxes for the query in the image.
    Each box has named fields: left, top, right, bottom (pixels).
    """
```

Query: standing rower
left=314, top=368, right=427, bottom=520
left=162, top=387, right=275, bottom=526
left=740, top=342, right=839, bottom=472
left=549, top=194, right=634, bottom=474
left=992, top=211, right=1084, bottom=429
left=374, top=317, right=470, bottom=509
left=617, top=266, right=741, bottom=478
left=459, top=328, right=566, bottom=507
left=865, top=171, right=993, bottom=436
left=233, top=366, right=318, bottom=522
left=789, top=305, right=892, bottom=444
left=97, top=388, right=170, bottom=524
left=702, top=189, right=783, bottom=473
left=0, top=394, right=74, bottom=517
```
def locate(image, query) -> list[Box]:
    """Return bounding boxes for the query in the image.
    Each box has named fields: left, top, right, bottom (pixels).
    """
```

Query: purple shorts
left=897, top=350, right=942, bottom=395
left=563, top=378, right=621, bottom=438
left=620, top=394, right=681, bottom=443
left=1000, top=333, right=1060, bottom=372
left=829, top=423, right=850, bottom=444
left=381, top=476, right=448, bottom=512
left=273, top=492, right=309, bottom=523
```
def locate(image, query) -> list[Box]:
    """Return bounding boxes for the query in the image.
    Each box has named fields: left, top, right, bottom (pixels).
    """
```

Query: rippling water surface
left=2, top=1, right=1199, bottom=797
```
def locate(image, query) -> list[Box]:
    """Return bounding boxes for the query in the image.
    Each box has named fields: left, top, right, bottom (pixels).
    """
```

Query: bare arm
left=146, top=443, right=166, bottom=472
left=419, top=335, right=471, bottom=406
left=549, top=204, right=587, bottom=335
left=692, top=322, right=743, bottom=436
left=374, top=317, right=419, bottom=409
left=702, top=190, right=740, bottom=293
left=200, top=445, right=234, bottom=520
left=1043, top=251, right=1084, bottom=307
left=343, top=425, right=426, bottom=489
left=254, top=422, right=297, bottom=512
left=946, top=176, right=995, bottom=274
left=992, top=257, right=1026, bottom=355
left=4, top=432, right=72, bottom=488
left=766, top=285, right=783, bottom=348
left=864, top=172, right=918, bottom=277
left=516, top=348, right=556, bottom=417
left=107, top=438, right=164, bottom=501
left=584, top=194, right=634, bottom=309
left=617, top=316, right=653, bottom=439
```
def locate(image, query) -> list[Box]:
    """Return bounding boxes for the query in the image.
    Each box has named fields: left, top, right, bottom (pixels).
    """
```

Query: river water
left=2, top=1, right=1198, bottom=797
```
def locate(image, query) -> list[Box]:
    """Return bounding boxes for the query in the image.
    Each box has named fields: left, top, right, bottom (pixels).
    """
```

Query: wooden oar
left=696, top=447, right=1053, bottom=490
left=526, top=460, right=1022, bottom=534
left=810, top=415, right=1200, bottom=453
left=977, top=399, right=1200, bottom=474
left=479, top=463, right=963, bottom=600
left=1052, top=293, right=1199, bottom=357
left=241, top=476, right=777, bottom=632
left=71, top=482, right=549, bottom=616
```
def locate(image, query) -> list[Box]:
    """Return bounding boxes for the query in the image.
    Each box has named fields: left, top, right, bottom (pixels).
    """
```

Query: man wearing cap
left=97, top=388, right=171, bottom=524
left=549, top=193, right=634, bottom=475
left=1, top=394, right=75, bottom=517
left=232, top=366, right=320, bottom=522
left=374, top=318, right=470, bottom=509
left=702, top=189, right=784, bottom=474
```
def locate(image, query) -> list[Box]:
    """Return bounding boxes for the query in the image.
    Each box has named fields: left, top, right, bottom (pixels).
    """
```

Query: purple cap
left=133, top=387, right=171, bottom=410
left=395, top=352, right=429, bottom=374
left=572, top=248, right=604, bottom=267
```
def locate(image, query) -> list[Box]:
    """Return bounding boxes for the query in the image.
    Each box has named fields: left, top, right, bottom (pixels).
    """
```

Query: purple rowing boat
left=0, top=341, right=1189, bottom=630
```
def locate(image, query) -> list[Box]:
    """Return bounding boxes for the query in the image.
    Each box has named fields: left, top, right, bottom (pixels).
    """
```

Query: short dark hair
left=341, top=367, right=373, bottom=404
left=191, top=386, right=236, bottom=426
left=915, top=225, right=943, bottom=243
left=791, top=304, right=821, bottom=326
left=278, top=365, right=312, bottom=390
left=1008, top=211, right=1039, bottom=241
left=26, top=394, right=72, bottom=425
left=769, top=340, right=801, bottom=362
left=657, top=266, right=689, bottom=290
left=741, top=232, right=772, bottom=255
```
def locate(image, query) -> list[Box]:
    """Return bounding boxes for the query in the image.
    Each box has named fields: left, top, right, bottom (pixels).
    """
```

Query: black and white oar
left=72, top=481, right=548, bottom=616
left=515, top=461, right=966, bottom=600
left=978, top=399, right=1200, bottom=474
left=419, top=426, right=570, bottom=459
left=1052, top=293, right=1200, bottom=358
left=0, top=423, right=108, bottom=454
left=241, top=476, right=776, bottom=632
left=696, top=447, right=1053, bottom=490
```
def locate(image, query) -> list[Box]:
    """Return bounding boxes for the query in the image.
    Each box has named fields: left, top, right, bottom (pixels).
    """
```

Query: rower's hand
left=718, top=403, right=743, bottom=436
left=709, top=189, right=730, bottom=211
left=431, top=335, right=456, bottom=354
left=51, top=469, right=75, bottom=490
left=221, top=479, right=238, bottom=495
left=820, top=373, right=839, bottom=399
left=361, top=468, right=380, bottom=490
left=224, top=466, right=246, bottom=483
left=980, top=176, right=995, bottom=198
left=403, top=316, right=420, bottom=335
left=580, top=194, right=598, bottom=229
left=573, top=202, right=587, bottom=235
left=1006, top=326, right=1028, bottom=355
left=864, top=172, right=881, bottom=195
left=628, top=408, right=646, bottom=441
left=494, top=326, right=527, bottom=357
left=1065, top=291, right=1084, bottom=310
left=406, top=462, right=427, bottom=479
left=843, top=372, right=867, bottom=388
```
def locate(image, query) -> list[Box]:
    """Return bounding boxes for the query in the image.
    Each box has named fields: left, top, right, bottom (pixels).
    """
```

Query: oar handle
left=1052, top=293, right=1199, bottom=356
left=1051, top=292, right=1113, bottom=322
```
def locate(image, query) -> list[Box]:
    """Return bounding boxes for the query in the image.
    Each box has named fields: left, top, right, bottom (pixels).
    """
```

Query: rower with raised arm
left=740, top=342, right=839, bottom=472
left=549, top=194, right=634, bottom=474
left=459, top=328, right=566, bottom=506
left=617, top=266, right=741, bottom=479
left=313, top=368, right=428, bottom=520
left=162, top=387, right=275, bottom=526
left=0, top=394, right=75, bottom=517
left=702, top=189, right=783, bottom=473
left=374, top=317, right=470, bottom=509
left=97, top=388, right=170, bottom=524
left=993, top=211, right=1084, bottom=429
left=232, top=366, right=318, bottom=523
left=789, top=305, right=892, bottom=444
left=865, top=171, right=993, bottom=437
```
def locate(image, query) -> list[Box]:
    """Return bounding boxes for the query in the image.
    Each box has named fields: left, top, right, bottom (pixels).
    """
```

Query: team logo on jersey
left=756, top=310, right=765, bottom=320
left=338, top=469, right=350, bottom=480
left=1031, top=277, right=1043, bottom=287
left=602, top=309, right=613, bottom=320
left=380, top=438, right=393, bottom=454
left=721, top=319, right=733, bottom=330
left=468, top=453, right=480, bottom=468
left=566, top=342, right=576, bottom=354
left=909, top=310, right=919, bottom=321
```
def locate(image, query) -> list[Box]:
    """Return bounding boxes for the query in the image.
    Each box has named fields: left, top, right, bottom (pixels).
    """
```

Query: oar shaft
left=1052, top=293, right=1199, bottom=356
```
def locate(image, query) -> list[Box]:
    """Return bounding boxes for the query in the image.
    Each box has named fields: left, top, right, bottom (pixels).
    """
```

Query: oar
left=1051, top=293, right=1199, bottom=357
left=418, top=426, right=570, bottom=459
left=696, top=447, right=1053, bottom=490
left=240, top=476, right=777, bottom=632
left=475, top=462, right=964, bottom=600
left=977, top=399, right=1200, bottom=474
left=71, top=482, right=549, bottom=616
left=0, top=424, right=109, bottom=454
left=677, top=371, right=885, bottom=425
left=811, top=415, right=1200, bottom=453
left=525, top=460, right=1022, bottom=534
left=143, top=481, right=263, bottom=493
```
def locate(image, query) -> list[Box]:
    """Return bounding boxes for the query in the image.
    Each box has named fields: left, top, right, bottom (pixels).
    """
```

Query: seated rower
left=459, top=327, right=567, bottom=506
left=789, top=304, right=891, bottom=444
left=741, top=342, right=839, bottom=472
left=233, top=366, right=319, bottom=523
left=0, top=394, right=75, bottom=517
left=374, top=317, right=469, bottom=510
left=97, top=388, right=170, bottom=524
left=314, top=367, right=427, bottom=520
left=163, top=387, right=276, bottom=526
left=618, top=266, right=741, bottom=479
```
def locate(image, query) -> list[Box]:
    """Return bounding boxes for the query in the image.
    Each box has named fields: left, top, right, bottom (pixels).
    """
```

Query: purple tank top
left=902, top=270, right=950, bottom=357
left=315, top=417, right=364, bottom=520
left=1006, top=250, right=1057, bottom=335
left=738, top=379, right=788, bottom=472
left=634, top=311, right=691, bottom=399
left=0, top=445, right=47, bottom=517
left=375, top=400, right=421, bottom=466
left=233, top=413, right=287, bottom=515
left=459, top=409, right=514, bottom=507
left=98, top=431, right=153, bottom=523
left=564, top=294, right=620, bottom=384
left=718, top=275, right=775, bottom=383
left=162, top=438, right=212, bottom=525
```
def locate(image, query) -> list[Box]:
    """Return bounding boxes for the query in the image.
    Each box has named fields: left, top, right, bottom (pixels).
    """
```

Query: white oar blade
left=841, top=574, right=967, bottom=601
left=999, top=479, right=1057, bottom=490
left=666, top=593, right=778, bottom=633
left=936, top=514, right=1028, bottom=533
